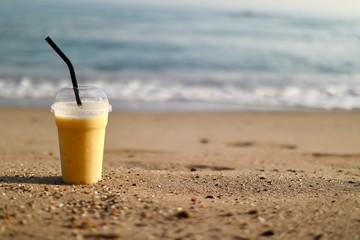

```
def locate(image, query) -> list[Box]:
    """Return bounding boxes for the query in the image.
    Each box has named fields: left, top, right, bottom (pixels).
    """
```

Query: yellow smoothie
left=55, top=114, right=108, bottom=184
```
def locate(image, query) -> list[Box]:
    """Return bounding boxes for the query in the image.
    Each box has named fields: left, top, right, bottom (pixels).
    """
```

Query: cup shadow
left=0, top=176, right=64, bottom=185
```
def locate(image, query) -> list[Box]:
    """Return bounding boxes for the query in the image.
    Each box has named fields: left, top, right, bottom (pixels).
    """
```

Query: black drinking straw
left=45, top=36, right=82, bottom=106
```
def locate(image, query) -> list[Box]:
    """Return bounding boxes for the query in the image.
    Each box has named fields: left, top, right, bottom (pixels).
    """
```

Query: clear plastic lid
left=51, top=86, right=112, bottom=117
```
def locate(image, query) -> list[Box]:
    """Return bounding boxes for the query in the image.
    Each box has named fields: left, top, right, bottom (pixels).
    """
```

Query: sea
left=1, top=0, right=360, bottom=111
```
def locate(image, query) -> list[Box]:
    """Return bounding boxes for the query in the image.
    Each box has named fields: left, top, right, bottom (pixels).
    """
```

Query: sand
left=0, top=108, right=359, bottom=240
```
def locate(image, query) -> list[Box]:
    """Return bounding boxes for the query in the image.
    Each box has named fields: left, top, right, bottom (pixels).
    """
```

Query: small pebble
left=84, top=233, right=120, bottom=239
left=257, top=216, right=266, bottom=223
left=19, top=219, right=27, bottom=225
left=175, top=210, right=191, bottom=219
left=140, top=212, right=147, bottom=218
left=314, top=234, right=323, bottom=240
left=221, top=212, right=233, bottom=217
left=261, top=230, right=274, bottom=236
left=205, top=195, right=214, bottom=199
left=247, top=209, right=258, bottom=215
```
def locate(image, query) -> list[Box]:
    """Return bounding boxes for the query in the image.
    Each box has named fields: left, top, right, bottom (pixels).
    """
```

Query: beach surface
left=0, top=109, right=359, bottom=240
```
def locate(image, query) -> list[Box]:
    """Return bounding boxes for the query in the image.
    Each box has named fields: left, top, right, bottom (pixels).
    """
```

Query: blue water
left=1, top=0, right=360, bottom=110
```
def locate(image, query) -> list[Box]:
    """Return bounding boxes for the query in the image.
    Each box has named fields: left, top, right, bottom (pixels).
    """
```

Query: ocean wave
left=1, top=77, right=359, bottom=110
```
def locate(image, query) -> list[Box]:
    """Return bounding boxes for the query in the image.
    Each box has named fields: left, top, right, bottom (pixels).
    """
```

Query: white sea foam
left=1, top=76, right=360, bottom=110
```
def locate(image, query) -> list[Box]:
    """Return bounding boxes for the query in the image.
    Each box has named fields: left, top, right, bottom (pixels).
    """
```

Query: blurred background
left=1, top=0, right=360, bottom=111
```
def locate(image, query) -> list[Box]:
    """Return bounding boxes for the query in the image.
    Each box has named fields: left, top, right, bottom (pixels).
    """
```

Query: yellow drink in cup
left=52, top=86, right=112, bottom=184
left=55, top=112, right=108, bottom=184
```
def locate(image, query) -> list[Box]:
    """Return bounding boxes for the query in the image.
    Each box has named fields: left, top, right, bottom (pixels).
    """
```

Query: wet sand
left=0, top=109, right=359, bottom=240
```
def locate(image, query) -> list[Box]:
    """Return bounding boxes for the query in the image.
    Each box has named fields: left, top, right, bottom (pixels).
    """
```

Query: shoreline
left=0, top=108, right=359, bottom=239
left=1, top=98, right=359, bottom=113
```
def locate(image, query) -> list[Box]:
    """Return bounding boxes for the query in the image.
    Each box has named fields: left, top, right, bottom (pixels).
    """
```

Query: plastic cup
left=51, top=86, right=112, bottom=184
